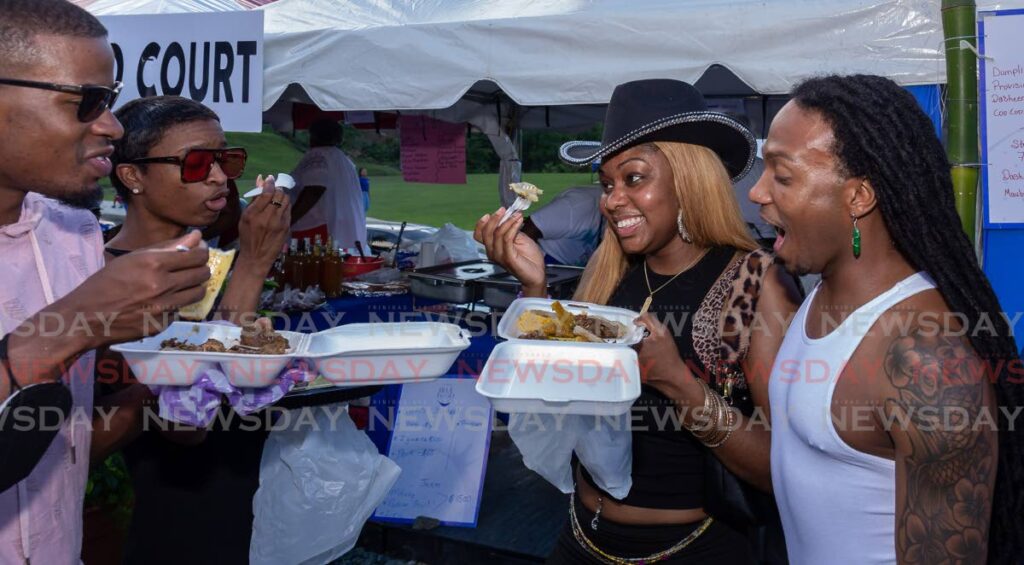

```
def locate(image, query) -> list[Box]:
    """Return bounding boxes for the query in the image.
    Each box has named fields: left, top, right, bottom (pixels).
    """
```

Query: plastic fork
left=498, top=196, right=531, bottom=226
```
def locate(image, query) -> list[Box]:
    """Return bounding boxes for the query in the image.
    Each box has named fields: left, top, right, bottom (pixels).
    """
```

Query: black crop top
left=579, top=246, right=736, bottom=510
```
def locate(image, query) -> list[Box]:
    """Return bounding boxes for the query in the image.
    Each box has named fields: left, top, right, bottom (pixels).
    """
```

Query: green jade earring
left=851, top=214, right=861, bottom=259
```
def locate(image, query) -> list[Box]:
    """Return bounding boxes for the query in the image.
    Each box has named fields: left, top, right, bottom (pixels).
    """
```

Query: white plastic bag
left=507, top=413, right=581, bottom=493
left=506, top=412, right=632, bottom=499
left=250, top=406, right=401, bottom=565
left=574, top=415, right=633, bottom=499
left=416, top=223, right=483, bottom=267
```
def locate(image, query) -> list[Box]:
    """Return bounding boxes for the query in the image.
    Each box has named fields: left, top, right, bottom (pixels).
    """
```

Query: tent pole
left=942, top=0, right=979, bottom=242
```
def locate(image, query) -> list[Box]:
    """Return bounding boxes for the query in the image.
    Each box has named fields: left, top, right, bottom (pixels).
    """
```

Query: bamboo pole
left=942, top=0, right=979, bottom=242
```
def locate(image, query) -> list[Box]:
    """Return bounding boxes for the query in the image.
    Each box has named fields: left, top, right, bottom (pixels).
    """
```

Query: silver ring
left=270, top=200, right=283, bottom=207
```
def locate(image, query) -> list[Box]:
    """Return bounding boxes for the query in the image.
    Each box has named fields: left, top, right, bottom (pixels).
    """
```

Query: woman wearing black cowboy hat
left=475, top=79, right=801, bottom=563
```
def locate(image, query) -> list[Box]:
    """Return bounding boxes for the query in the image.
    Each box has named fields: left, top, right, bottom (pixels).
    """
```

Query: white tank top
left=769, top=272, right=936, bottom=565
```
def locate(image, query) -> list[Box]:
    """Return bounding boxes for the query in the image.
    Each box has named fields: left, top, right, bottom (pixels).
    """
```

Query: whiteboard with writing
left=980, top=9, right=1024, bottom=226
left=373, top=379, right=492, bottom=527
left=100, top=12, right=264, bottom=132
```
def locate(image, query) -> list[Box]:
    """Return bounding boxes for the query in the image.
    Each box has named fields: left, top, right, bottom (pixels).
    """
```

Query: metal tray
left=407, top=260, right=505, bottom=304
left=479, top=265, right=584, bottom=310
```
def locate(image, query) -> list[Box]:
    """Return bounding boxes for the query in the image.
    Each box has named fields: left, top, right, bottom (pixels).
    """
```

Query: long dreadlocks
left=791, top=74, right=1023, bottom=563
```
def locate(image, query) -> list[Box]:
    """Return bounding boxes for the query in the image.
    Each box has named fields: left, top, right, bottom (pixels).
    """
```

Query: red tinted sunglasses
left=129, top=147, right=247, bottom=183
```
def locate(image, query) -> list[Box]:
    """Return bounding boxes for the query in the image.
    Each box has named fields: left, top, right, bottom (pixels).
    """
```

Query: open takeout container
left=113, top=321, right=470, bottom=389
left=111, top=322, right=309, bottom=387
left=476, top=298, right=643, bottom=415
left=495, top=298, right=646, bottom=346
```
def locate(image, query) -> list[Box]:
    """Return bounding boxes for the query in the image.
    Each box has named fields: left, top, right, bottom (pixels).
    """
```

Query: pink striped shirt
left=0, top=193, right=104, bottom=564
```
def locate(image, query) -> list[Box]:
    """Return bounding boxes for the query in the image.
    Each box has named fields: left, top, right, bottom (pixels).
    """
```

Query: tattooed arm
left=883, top=327, right=997, bottom=565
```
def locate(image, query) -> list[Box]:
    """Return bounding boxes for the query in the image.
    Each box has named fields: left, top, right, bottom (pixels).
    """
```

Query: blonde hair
left=573, top=142, right=757, bottom=305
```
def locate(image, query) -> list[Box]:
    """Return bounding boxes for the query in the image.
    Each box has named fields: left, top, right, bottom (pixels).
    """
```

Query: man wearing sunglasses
left=0, top=1, right=212, bottom=563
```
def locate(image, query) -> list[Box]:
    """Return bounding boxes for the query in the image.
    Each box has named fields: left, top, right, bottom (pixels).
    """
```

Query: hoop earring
left=677, top=209, right=693, bottom=243
left=851, top=214, right=861, bottom=259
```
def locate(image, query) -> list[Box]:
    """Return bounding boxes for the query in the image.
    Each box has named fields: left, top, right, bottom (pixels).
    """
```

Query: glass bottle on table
left=302, top=236, right=321, bottom=290
left=322, top=240, right=343, bottom=299
left=285, top=238, right=305, bottom=290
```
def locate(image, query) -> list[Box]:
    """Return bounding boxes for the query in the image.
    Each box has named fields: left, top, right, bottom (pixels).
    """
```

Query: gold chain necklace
left=640, top=248, right=710, bottom=314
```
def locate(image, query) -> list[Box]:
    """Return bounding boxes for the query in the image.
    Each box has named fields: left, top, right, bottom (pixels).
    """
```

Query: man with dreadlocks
left=751, top=74, right=1023, bottom=564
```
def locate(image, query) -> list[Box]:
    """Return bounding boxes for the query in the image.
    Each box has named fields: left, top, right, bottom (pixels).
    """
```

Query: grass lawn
left=107, top=130, right=597, bottom=230
left=368, top=171, right=595, bottom=230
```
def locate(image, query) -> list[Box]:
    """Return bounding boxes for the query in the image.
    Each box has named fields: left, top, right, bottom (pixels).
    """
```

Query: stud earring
left=851, top=214, right=861, bottom=259
left=677, top=209, right=693, bottom=243
left=132, top=188, right=141, bottom=194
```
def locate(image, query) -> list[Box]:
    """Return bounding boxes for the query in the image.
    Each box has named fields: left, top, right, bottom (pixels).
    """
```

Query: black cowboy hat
left=559, top=79, right=756, bottom=181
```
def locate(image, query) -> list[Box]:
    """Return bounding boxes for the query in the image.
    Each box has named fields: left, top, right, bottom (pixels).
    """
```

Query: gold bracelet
left=684, top=379, right=714, bottom=434
left=704, top=405, right=737, bottom=449
left=687, top=379, right=737, bottom=447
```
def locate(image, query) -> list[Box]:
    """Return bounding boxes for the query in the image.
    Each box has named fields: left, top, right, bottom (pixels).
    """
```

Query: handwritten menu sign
left=980, top=10, right=1024, bottom=226
left=399, top=115, right=467, bottom=184
left=373, top=379, right=492, bottom=527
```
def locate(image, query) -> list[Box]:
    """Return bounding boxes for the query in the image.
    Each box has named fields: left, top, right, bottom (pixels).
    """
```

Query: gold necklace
left=640, top=248, right=710, bottom=315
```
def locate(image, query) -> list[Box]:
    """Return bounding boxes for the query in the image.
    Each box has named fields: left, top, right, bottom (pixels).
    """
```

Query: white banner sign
left=100, top=12, right=264, bottom=132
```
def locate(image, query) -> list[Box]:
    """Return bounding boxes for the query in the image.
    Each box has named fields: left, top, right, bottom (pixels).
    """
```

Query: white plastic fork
left=498, top=196, right=531, bottom=226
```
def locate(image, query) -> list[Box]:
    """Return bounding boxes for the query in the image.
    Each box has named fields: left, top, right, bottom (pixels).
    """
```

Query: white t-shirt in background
left=291, top=146, right=366, bottom=247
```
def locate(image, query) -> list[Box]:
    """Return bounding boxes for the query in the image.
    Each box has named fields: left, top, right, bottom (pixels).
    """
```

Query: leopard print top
left=692, top=248, right=776, bottom=412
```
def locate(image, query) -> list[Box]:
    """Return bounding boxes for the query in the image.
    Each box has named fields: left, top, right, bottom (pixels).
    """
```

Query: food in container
left=161, top=319, right=291, bottom=355
left=515, top=301, right=628, bottom=343
left=112, top=322, right=308, bottom=387
left=477, top=298, right=644, bottom=414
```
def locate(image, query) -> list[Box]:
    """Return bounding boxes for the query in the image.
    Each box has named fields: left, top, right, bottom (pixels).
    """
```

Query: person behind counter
left=476, top=79, right=801, bottom=563
left=289, top=119, right=366, bottom=247
left=100, top=95, right=291, bottom=564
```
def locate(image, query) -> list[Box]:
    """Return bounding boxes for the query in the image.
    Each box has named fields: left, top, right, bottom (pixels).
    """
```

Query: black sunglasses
left=0, top=78, right=123, bottom=123
left=129, top=147, right=248, bottom=184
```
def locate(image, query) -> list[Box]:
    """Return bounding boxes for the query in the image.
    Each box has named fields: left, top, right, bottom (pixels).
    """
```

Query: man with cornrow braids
left=751, top=74, right=1023, bottom=564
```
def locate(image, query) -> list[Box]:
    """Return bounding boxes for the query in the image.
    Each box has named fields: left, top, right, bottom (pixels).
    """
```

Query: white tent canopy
left=81, top=0, right=1024, bottom=203
left=82, top=0, right=1023, bottom=113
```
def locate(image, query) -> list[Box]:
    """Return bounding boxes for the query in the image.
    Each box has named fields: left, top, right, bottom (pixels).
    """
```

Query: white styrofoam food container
left=476, top=341, right=640, bottom=415
left=111, top=322, right=308, bottom=387
left=304, top=322, right=471, bottom=387
left=496, top=298, right=645, bottom=345
left=477, top=298, right=644, bottom=415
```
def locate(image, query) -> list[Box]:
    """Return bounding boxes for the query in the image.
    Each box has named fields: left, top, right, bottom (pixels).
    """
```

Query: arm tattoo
left=885, top=328, right=993, bottom=564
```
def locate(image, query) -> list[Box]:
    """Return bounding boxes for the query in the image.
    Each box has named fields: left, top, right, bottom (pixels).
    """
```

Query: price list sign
left=980, top=9, right=1024, bottom=226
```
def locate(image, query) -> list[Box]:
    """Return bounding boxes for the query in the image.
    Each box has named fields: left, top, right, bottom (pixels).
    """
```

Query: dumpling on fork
left=499, top=182, right=544, bottom=225
left=509, top=182, right=543, bottom=203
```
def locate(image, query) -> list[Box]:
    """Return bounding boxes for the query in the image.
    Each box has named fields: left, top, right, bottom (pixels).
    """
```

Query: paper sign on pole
left=99, top=12, right=264, bottom=132
left=399, top=115, right=467, bottom=184
left=980, top=9, right=1024, bottom=227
